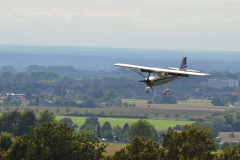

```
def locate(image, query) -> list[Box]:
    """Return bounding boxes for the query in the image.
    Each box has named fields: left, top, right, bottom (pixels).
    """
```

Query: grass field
left=103, top=142, right=127, bottom=148
left=56, top=116, right=194, bottom=131
left=122, top=99, right=147, bottom=104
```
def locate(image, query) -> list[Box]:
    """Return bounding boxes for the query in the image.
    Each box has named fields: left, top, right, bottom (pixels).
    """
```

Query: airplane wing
left=114, top=63, right=210, bottom=76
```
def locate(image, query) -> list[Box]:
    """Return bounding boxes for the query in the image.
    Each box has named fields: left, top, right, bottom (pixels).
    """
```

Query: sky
left=1, top=0, right=240, bottom=51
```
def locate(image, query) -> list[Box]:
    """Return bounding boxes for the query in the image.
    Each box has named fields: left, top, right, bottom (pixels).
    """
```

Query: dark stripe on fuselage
left=152, top=75, right=176, bottom=82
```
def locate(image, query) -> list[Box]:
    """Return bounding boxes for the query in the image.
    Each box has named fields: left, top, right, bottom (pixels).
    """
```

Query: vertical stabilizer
left=179, top=57, right=187, bottom=71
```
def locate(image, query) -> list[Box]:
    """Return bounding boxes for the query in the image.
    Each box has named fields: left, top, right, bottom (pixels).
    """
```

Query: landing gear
left=160, top=85, right=170, bottom=95
left=163, top=89, right=170, bottom=95
left=145, top=87, right=151, bottom=93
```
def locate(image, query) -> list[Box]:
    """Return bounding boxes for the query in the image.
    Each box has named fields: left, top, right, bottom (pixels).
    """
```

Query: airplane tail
left=179, top=57, right=187, bottom=71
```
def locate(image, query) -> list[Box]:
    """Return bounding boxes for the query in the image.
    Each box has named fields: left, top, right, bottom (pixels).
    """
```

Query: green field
left=103, top=142, right=127, bottom=148
left=56, top=116, right=194, bottom=131
left=122, top=100, right=147, bottom=104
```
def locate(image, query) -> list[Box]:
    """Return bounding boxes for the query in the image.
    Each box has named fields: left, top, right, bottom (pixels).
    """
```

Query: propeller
left=139, top=73, right=153, bottom=90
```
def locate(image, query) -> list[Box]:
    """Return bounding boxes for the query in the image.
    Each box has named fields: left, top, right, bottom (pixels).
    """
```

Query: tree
left=25, top=88, right=33, bottom=100
left=80, top=117, right=100, bottom=131
left=54, top=99, right=62, bottom=107
left=121, top=123, right=129, bottom=136
left=3, top=123, right=107, bottom=160
left=211, top=96, right=225, bottom=106
left=109, top=136, right=161, bottom=160
left=36, top=97, right=39, bottom=105
left=102, top=121, right=112, bottom=134
left=7, top=93, right=12, bottom=102
left=82, top=130, right=98, bottom=141
left=59, top=117, right=74, bottom=128
left=155, top=112, right=159, bottom=119
left=56, top=108, right=60, bottom=114
left=16, top=110, right=37, bottom=136
left=57, top=85, right=62, bottom=97
left=174, top=112, right=180, bottom=120
left=113, top=125, right=122, bottom=142
left=127, top=119, right=155, bottom=140
left=0, top=132, right=13, bottom=151
left=1, top=91, right=7, bottom=97
left=165, top=113, right=169, bottom=118
left=224, top=96, right=231, bottom=104
left=229, top=131, right=235, bottom=141
left=123, top=102, right=128, bottom=107
left=35, top=108, right=39, bottom=114
left=37, top=110, right=56, bottom=125
left=215, top=144, right=240, bottom=159
left=161, top=126, right=216, bottom=159
left=0, top=110, right=21, bottom=135
left=66, top=108, right=70, bottom=114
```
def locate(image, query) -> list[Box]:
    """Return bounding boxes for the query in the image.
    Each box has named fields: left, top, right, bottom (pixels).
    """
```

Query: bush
left=0, top=132, right=13, bottom=151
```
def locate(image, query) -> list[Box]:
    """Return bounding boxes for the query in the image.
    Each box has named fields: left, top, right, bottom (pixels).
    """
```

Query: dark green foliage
left=16, top=110, right=37, bottom=136
left=103, top=132, right=113, bottom=142
left=0, top=132, right=13, bottom=151
left=113, top=125, right=122, bottom=142
left=151, top=95, right=177, bottom=104
left=37, top=110, right=56, bottom=125
left=54, top=98, right=62, bottom=107
left=59, top=117, right=74, bottom=128
left=189, top=122, right=218, bottom=140
left=161, top=126, right=216, bottom=159
left=108, top=136, right=161, bottom=160
left=82, top=130, right=98, bottom=141
left=80, top=117, right=100, bottom=131
left=102, top=121, right=113, bottom=134
left=2, top=123, right=107, bottom=160
left=83, top=97, right=96, bottom=108
left=121, top=123, right=129, bottom=136
left=127, top=119, right=155, bottom=140
left=211, top=96, right=225, bottom=106
left=97, top=123, right=101, bottom=135
left=215, top=144, right=240, bottom=159
left=0, top=110, right=36, bottom=136
left=25, top=88, right=33, bottom=100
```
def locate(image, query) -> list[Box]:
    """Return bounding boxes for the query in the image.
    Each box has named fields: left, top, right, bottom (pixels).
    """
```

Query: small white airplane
left=114, top=57, right=210, bottom=95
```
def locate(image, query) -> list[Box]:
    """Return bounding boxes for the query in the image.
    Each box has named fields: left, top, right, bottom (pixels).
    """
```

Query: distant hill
left=0, top=45, right=239, bottom=72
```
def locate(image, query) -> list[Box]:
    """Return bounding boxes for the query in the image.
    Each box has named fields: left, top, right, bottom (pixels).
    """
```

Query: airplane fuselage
left=144, top=75, right=177, bottom=86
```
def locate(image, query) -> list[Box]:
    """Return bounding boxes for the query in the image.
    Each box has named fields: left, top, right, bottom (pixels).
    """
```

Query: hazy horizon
left=1, top=0, right=240, bottom=51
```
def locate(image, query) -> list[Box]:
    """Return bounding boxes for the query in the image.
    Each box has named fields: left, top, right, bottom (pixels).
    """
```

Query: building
left=234, top=102, right=240, bottom=107
left=208, top=78, right=238, bottom=88
left=19, top=96, right=29, bottom=106
left=38, top=98, right=54, bottom=106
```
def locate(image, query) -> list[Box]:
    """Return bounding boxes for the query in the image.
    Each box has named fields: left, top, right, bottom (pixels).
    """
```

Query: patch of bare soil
left=105, top=146, right=123, bottom=151
left=219, top=132, right=240, bottom=143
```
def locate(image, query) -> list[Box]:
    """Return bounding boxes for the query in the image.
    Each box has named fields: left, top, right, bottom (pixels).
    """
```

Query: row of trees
left=209, top=108, right=240, bottom=132
left=147, top=95, right=177, bottom=104
left=0, top=122, right=236, bottom=159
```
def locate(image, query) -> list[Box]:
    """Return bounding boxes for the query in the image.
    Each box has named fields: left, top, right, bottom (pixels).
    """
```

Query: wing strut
left=130, top=68, right=146, bottom=78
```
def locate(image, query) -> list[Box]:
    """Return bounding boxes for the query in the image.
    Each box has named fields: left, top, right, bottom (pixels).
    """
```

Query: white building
left=208, top=78, right=238, bottom=88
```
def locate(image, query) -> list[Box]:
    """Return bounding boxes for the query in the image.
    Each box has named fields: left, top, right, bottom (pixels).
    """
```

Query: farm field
left=1, top=105, right=219, bottom=118
left=102, top=143, right=127, bottom=156
left=56, top=116, right=194, bottom=131
left=122, top=99, right=230, bottom=112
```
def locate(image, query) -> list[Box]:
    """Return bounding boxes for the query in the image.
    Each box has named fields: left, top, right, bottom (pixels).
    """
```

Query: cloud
left=0, top=8, right=157, bottom=25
